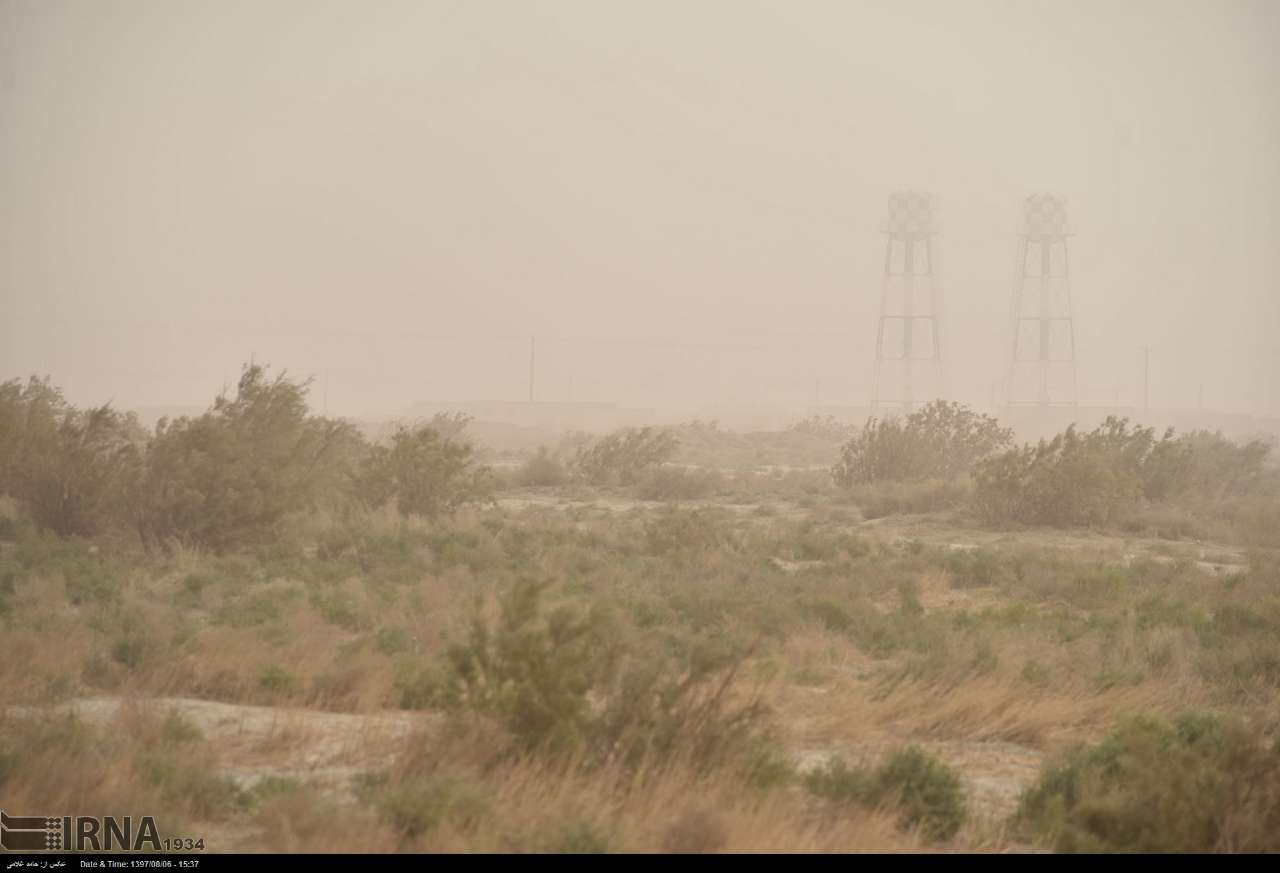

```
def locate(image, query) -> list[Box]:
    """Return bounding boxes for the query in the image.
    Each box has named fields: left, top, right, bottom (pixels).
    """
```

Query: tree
left=355, top=422, right=492, bottom=518
left=134, top=364, right=363, bottom=550
left=0, top=376, right=145, bottom=536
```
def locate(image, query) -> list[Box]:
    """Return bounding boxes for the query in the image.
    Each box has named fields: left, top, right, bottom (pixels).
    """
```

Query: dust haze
left=3, top=1, right=1280, bottom=856
left=3, top=0, right=1278, bottom=420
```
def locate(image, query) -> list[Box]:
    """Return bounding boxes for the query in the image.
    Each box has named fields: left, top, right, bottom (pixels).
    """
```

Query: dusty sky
left=3, top=0, right=1278, bottom=418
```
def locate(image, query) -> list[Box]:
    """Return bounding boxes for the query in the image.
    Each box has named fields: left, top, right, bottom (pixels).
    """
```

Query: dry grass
left=2, top=477, right=1277, bottom=852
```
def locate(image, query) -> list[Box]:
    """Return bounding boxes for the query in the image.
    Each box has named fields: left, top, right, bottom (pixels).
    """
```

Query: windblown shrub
left=1141, top=429, right=1271, bottom=502
left=974, top=418, right=1274, bottom=527
left=805, top=746, right=967, bottom=842
left=443, top=578, right=620, bottom=754
left=832, top=400, right=1011, bottom=486
left=0, top=376, right=146, bottom=536
left=134, top=364, right=364, bottom=550
left=433, top=578, right=766, bottom=770
left=1017, top=712, right=1280, bottom=852
left=574, top=427, right=679, bottom=486
left=355, top=423, right=492, bottom=518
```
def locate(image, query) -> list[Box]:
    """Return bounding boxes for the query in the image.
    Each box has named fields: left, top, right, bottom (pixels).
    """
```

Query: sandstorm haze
left=2, top=0, right=1279, bottom=419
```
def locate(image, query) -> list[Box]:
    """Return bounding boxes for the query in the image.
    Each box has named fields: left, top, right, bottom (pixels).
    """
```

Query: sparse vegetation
left=0, top=376, right=146, bottom=536
left=355, top=422, right=493, bottom=518
left=2, top=367, right=1278, bottom=852
left=1017, top=712, right=1280, bottom=852
left=574, top=426, right=679, bottom=486
left=832, top=400, right=1012, bottom=487
left=974, top=417, right=1274, bottom=528
left=806, top=747, right=967, bottom=842
left=134, top=365, right=363, bottom=550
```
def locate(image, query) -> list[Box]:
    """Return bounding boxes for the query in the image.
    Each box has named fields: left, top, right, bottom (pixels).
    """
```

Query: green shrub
left=375, top=626, right=413, bottom=655
left=832, top=400, right=1011, bottom=486
left=875, top=746, right=967, bottom=841
left=0, top=376, right=146, bottom=536
left=1017, top=712, right=1280, bottom=852
left=249, top=776, right=305, bottom=806
left=804, top=756, right=875, bottom=804
left=806, top=746, right=967, bottom=842
left=110, top=633, right=151, bottom=670
left=161, top=712, right=204, bottom=745
left=395, top=664, right=456, bottom=710
left=134, top=364, right=365, bottom=550
left=974, top=418, right=1273, bottom=528
left=368, top=776, right=489, bottom=839
left=808, top=598, right=854, bottom=633
left=355, top=422, right=492, bottom=518
left=443, top=578, right=620, bottom=754
left=434, top=578, right=766, bottom=771
left=258, top=664, right=301, bottom=696
left=575, top=427, right=678, bottom=486
left=310, top=588, right=365, bottom=630
left=139, top=752, right=248, bottom=819
left=1021, top=659, right=1051, bottom=686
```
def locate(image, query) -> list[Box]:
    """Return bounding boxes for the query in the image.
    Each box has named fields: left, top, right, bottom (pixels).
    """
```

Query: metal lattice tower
left=872, top=191, right=945, bottom=411
left=1005, top=194, right=1078, bottom=407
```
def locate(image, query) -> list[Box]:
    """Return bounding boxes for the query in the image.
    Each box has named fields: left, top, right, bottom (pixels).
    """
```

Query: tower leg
left=926, top=236, right=945, bottom=401
left=1039, top=240, right=1050, bottom=406
left=903, top=237, right=915, bottom=409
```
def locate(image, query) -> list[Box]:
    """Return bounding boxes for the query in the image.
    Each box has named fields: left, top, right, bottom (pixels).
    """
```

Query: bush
left=355, top=423, right=492, bottom=518
left=434, top=578, right=766, bottom=770
left=806, top=746, right=967, bottom=842
left=442, top=578, right=622, bottom=754
left=974, top=418, right=1165, bottom=526
left=575, top=427, right=679, bottom=486
left=368, top=776, right=489, bottom=840
left=974, top=418, right=1274, bottom=528
left=804, top=756, right=875, bottom=804
left=832, top=401, right=1011, bottom=487
left=134, top=364, right=364, bottom=550
left=517, top=447, right=569, bottom=487
left=0, top=376, right=146, bottom=536
left=1017, top=712, right=1280, bottom=852
left=139, top=752, right=248, bottom=819
left=874, top=747, right=968, bottom=841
